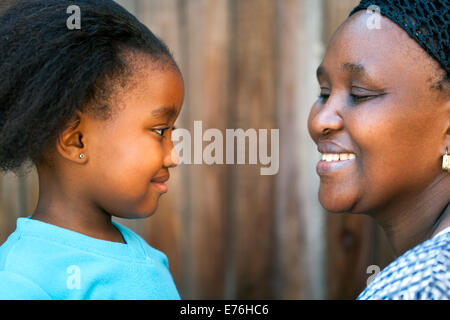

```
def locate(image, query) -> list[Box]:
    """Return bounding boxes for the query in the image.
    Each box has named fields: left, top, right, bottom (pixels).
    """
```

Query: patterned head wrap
left=350, top=0, right=449, bottom=73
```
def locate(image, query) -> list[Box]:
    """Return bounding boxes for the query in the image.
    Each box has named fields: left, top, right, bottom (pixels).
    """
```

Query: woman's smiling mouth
left=316, top=152, right=356, bottom=175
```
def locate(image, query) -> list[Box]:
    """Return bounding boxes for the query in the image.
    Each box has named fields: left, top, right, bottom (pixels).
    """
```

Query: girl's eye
left=153, top=127, right=170, bottom=138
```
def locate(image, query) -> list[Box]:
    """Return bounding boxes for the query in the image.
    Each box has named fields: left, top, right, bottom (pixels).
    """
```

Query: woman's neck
left=374, top=175, right=450, bottom=256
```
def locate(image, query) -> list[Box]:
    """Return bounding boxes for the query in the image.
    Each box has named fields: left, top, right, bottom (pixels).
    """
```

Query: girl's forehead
left=113, top=66, right=184, bottom=120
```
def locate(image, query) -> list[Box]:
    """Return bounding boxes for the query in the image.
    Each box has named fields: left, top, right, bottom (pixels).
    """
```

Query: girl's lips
left=151, top=181, right=168, bottom=193
left=316, top=158, right=355, bottom=175
left=151, top=174, right=169, bottom=193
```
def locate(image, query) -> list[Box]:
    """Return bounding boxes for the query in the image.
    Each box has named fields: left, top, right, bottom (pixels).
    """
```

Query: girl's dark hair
left=0, top=0, right=177, bottom=174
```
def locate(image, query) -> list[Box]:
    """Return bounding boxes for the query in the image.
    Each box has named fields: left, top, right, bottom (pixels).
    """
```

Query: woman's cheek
left=307, top=103, right=321, bottom=140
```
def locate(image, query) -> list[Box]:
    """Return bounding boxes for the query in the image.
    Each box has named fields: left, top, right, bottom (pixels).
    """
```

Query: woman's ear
left=445, top=99, right=450, bottom=149
left=55, top=111, right=88, bottom=164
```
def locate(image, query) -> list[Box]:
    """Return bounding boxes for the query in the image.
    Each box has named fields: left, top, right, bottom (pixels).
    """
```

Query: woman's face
left=308, top=12, right=449, bottom=214
left=80, top=57, right=184, bottom=219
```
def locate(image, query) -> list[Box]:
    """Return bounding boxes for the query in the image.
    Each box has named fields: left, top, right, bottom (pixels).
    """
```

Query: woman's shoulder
left=358, top=229, right=450, bottom=300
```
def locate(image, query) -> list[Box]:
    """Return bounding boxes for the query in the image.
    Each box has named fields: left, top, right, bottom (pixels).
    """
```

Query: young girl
left=308, top=0, right=449, bottom=299
left=0, top=0, right=183, bottom=299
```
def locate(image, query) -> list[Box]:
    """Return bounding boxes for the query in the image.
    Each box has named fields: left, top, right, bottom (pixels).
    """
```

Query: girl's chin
left=118, top=203, right=160, bottom=219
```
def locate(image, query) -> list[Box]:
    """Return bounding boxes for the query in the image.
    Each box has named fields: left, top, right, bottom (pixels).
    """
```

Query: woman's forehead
left=320, top=11, right=433, bottom=81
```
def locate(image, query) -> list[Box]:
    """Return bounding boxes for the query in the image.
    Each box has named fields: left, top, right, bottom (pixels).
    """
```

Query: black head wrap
left=350, top=0, right=449, bottom=74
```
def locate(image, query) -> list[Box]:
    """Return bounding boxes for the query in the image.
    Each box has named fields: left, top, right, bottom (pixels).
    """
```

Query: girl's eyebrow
left=151, top=105, right=178, bottom=119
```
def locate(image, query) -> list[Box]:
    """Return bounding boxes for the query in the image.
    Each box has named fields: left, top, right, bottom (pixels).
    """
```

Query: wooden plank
left=22, top=165, right=39, bottom=217
left=274, top=0, right=325, bottom=299
left=113, top=0, right=138, bottom=15
left=0, top=171, right=23, bottom=244
left=226, top=0, right=277, bottom=299
left=180, top=0, right=231, bottom=299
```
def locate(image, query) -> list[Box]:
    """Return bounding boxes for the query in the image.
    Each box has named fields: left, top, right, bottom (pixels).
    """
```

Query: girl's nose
left=163, top=138, right=178, bottom=168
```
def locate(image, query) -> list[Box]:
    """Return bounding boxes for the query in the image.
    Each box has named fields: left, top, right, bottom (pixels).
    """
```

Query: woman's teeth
left=321, top=153, right=356, bottom=162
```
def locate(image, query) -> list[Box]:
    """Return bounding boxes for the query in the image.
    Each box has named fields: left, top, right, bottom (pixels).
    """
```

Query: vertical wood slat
left=180, top=0, right=231, bottom=299
left=274, top=0, right=305, bottom=299
left=228, top=0, right=277, bottom=299
left=275, top=0, right=326, bottom=300
left=0, top=172, right=22, bottom=244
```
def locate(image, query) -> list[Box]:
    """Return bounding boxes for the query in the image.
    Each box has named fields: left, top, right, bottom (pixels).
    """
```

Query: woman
left=308, top=0, right=449, bottom=299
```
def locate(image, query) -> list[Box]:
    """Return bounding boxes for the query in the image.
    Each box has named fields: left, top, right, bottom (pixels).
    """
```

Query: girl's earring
left=79, top=153, right=85, bottom=159
left=443, top=147, right=449, bottom=172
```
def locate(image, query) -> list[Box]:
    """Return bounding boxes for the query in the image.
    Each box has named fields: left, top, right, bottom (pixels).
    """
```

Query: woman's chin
left=318, top=187, right=358, bottom=213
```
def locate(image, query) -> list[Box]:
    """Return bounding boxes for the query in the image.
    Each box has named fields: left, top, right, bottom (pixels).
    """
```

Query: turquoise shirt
left=0, top=217, right=180, bottom=300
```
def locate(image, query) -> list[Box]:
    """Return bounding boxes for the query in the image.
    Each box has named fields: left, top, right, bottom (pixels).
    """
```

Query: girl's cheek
left=145, top=141, right=166, bottom=167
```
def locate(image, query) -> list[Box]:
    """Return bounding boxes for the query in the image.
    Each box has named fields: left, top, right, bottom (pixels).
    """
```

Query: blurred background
left=0, top=0, right=395, bottom=299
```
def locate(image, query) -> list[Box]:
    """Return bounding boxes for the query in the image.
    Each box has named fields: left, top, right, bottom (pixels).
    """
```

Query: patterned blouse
left=358, top=227, right=450, bottom=300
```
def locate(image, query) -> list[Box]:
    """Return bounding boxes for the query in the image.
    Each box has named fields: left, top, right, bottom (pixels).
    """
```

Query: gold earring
left=443, top=147, right=449, bottom=172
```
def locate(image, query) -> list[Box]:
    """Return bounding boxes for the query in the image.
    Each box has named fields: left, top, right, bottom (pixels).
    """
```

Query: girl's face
left=80, top=58, right=184, bottom=219
left=308, top=12, right=449, bottom=214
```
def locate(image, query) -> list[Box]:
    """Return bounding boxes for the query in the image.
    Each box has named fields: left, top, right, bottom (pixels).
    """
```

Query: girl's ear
left=55, top=111, right=87, bottom=164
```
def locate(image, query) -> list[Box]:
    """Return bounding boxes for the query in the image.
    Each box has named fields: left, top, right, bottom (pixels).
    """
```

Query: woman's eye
left=318, top=88, right=330, bottom=102
left=350, top=94, right=374, bottom=103
left=318, top=93, right=330, bottom=102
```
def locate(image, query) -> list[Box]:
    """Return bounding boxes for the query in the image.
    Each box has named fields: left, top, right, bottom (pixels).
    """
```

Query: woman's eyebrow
left=316, top=63, right=376, bottom=83
left=341, top=62, right=366, bottom=75
left=151, top=105, right=178, bottom=119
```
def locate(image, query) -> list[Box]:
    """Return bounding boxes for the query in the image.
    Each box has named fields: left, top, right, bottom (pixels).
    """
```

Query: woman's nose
left=309, top=97, right=344, bottom=138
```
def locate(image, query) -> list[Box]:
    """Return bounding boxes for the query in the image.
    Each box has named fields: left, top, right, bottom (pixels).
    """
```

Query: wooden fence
left=0, top=0, right=394, bottom=299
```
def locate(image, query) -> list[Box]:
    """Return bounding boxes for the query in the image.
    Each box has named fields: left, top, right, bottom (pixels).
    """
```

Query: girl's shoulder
left=112, top=220, right=170, bottom=266
left=0, top=270, right=52, bottom=300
